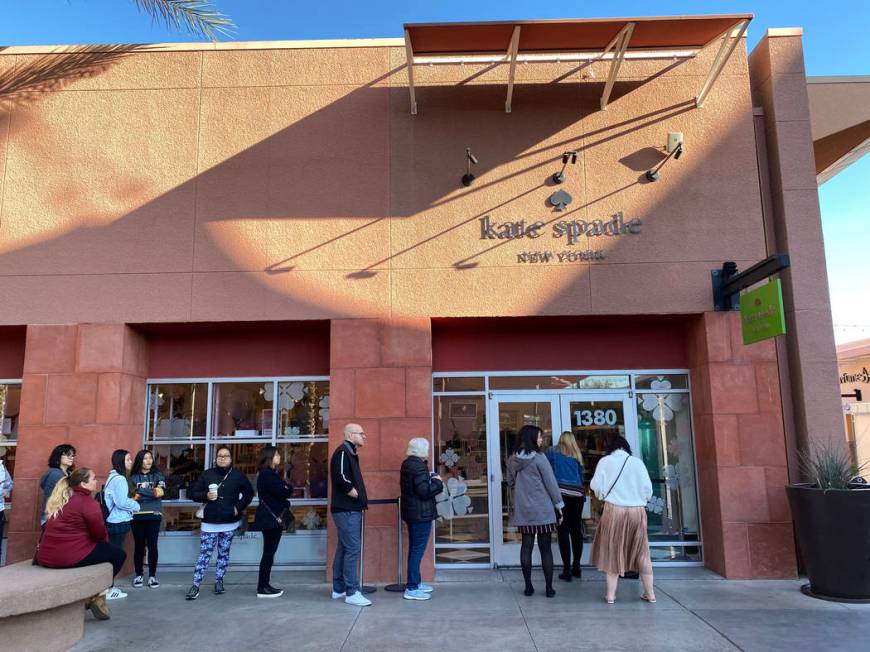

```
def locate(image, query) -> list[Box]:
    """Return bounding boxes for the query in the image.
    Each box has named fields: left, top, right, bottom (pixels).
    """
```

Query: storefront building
left=0, top=14, right=846, bottom=580
left=837, top=339, right=870, bottom=470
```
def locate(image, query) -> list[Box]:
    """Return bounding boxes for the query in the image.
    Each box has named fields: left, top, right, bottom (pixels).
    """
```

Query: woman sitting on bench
left=37, top=467, right=126, bottom=620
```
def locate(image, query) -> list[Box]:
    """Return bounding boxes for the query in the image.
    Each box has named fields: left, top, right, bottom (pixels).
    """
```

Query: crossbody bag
left=195, top=469, right=232, bottom=519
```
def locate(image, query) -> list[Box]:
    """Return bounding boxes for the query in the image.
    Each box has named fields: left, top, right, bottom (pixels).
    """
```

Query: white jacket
left=590, top=449, right=652, bottom=507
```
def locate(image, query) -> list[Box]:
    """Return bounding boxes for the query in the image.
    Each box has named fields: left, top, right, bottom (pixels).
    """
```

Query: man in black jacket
left=330, top=423, right=370, bottom=606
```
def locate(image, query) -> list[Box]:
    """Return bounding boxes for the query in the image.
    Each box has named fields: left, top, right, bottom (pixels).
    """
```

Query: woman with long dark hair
left=39, top=443, right=76, bottom=527
left=104, top=449, right=140, bottom=599
left=130, top=449, right=166, bottom=588
left=589, top=435, right=655, bottom=604
left=507, top=425, right=564, bottom=598
left=37, top=467, right=126, bottom=620
left=251, top=445, right=291, bottom=598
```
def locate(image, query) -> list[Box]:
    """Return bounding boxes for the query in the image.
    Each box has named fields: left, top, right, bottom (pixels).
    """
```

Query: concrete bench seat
left=0, top=561, right=113, bottom=652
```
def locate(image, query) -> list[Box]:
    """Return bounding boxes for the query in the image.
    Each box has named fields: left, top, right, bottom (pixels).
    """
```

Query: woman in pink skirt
left=589, top=435, right=655, bottom=604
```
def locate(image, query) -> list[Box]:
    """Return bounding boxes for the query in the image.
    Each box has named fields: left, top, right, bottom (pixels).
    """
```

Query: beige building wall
left=0, top=39, right=762, bottom=324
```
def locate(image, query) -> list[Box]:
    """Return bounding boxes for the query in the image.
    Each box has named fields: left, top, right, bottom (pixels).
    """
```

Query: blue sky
left=1, top=1, right=868, bottom=342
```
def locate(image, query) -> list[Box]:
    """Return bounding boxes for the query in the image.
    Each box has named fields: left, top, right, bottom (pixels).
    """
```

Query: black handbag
left=260, top=501, right=295, bottom=533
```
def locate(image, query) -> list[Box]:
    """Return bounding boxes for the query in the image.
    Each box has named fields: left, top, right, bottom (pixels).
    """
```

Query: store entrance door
left=489, top=392, right=637, bottom=568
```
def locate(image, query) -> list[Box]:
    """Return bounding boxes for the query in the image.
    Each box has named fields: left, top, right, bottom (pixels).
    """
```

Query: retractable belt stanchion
left=358, top=498, right=403, bottom=594
left=384, top=496, right=405, bottom=592
left=358, top=507, right=378, bottom=595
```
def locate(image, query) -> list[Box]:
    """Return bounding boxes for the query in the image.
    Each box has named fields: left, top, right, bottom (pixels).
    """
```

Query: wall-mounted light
left=461, top=148, right=479, bottom=187
left=645, top=132, right=684, bottom=182
left=551, top=150, right=577, bottom=184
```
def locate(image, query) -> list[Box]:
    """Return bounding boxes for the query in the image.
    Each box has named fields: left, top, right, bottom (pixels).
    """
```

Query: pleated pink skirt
left=589, top=502, right=653, bottom=576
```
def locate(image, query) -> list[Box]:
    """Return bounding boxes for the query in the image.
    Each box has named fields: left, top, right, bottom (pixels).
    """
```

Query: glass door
left=558, top=394, right=637, bottom=564
left=489, top=395, right=561, bottom=567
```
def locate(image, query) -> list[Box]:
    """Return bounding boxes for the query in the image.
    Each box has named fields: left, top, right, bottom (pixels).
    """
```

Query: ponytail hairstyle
left=45, top=467, right=93, bottom=520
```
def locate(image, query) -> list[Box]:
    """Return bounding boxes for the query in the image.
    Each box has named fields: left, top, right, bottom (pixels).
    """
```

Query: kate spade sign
left=478, top=211, right=642, bottom=264
left=479, top=211, right=642, bottom=244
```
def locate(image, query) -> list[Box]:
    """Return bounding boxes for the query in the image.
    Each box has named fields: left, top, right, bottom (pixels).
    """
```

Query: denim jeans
left=405, top=520, right=432, bottom=591
left=332, top=511, right=362, bottom=596
left=106, top=521, right=131, bottom=548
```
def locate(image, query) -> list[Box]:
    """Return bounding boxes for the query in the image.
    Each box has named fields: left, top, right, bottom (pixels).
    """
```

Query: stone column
left=328, top=318, right=433, bottom=583
left=689, top=312, right=797, bottom=578
left=749, top=30, right=845, bottom=459
left=7, top=324, right=148, bottom=563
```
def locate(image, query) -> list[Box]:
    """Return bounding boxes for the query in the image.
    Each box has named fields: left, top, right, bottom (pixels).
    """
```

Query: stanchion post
left=358, top=509, right=377, bottom=594
left=385, top=496, right=405, bottom=592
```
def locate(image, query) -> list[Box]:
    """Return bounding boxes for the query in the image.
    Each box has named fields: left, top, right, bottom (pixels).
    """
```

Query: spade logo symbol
left=549, top=189, right=572, bottom=211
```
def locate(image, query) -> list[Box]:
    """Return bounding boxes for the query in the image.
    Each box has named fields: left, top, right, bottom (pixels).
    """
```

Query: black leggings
left=520, top=532, right=554, bottom=590
left=131, top=518, right=161, bottom=577
left=258, top=528, right=282, bottom=589
left=73, top=541, right=127, bottom=578
left=557, top=495, right=585, bottom=570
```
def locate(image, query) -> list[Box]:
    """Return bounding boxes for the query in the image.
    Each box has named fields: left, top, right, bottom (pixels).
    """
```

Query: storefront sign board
left=740, top=279, right=786, bottom=345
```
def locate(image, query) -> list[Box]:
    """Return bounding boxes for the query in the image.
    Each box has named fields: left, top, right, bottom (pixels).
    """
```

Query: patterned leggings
left=192, top=531, right=235, bottom=587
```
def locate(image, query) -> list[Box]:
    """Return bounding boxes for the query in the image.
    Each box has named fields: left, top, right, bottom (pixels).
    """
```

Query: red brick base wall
left=689, top=312, right=797, bottom=578
left=327, top=318, right=433, bottom=583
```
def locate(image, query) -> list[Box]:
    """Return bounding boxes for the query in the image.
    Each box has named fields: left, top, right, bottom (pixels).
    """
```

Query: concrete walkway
left=73, top=568, right=870, bottom=651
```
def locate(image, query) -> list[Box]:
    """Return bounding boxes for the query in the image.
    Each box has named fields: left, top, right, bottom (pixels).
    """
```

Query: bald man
left=329, top=423, right=370, bottom=606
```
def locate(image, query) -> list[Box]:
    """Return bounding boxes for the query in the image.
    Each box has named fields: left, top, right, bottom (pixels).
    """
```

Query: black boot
left=214, top=579, right=225, bottom=594
left=572, top=563, right=582, bottom=578
left=559, top=567, right=572, bottom=582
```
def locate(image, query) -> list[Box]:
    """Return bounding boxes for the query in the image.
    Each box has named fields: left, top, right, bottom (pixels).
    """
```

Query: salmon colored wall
left=689, top=312, right=796, bottom=579
left=7, top=324, right=148, bottom=567
left=0, top=326, right=26, bottom=377
left=0, top=40, right=763, bottom=324
left=143, top=321, right=330, bottom=377
left=432, top=315, right=689, bottom=371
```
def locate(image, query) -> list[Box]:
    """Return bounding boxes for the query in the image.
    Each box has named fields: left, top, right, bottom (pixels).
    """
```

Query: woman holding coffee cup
left=185, top=445, right=254, bottom=601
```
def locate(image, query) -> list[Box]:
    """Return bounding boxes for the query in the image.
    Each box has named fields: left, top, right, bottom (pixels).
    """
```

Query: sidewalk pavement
left=72, top=567, right=870, bottom=651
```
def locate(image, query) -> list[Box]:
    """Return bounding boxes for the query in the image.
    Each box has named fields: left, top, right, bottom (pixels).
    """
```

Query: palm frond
left=131, top=0, right=235, bottom=40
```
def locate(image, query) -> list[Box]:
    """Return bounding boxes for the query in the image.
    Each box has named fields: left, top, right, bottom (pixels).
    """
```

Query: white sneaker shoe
left=331, top=591, right=346, bottom=599
left=106, top=586, right=127, bottom=600
left=344, top=592, right=372, bottom=607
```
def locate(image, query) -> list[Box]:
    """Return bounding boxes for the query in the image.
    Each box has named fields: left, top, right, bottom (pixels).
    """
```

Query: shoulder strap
left=602, top=456, right=630, bottom=501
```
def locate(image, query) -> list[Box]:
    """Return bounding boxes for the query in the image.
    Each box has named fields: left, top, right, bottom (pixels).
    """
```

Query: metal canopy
left=402, top=14, right=752, bottom=115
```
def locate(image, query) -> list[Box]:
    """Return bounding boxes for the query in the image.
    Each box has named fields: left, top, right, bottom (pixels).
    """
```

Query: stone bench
left=0, top=561, right=113, bottom=652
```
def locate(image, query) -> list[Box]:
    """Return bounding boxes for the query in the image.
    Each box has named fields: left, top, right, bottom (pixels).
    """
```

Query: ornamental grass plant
left=798, top=441, right=867, bottom=490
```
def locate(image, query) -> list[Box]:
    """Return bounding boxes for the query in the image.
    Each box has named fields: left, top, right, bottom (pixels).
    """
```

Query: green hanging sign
left=740, top=279, right=786, bottom=345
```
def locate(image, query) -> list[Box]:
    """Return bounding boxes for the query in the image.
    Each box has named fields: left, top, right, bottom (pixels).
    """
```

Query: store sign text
left=479, top=211, right=642, bottom=244
left=478, top=211, right=641, bottom=265
left=840, top=367, right=870, bottom=385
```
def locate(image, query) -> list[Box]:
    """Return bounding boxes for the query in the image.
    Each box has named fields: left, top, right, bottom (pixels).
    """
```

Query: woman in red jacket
left=37, top=467, right=126, bottom=619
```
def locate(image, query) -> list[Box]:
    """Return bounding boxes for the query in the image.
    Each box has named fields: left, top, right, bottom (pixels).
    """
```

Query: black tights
left=558, top=495, right=584, bottom=571
left=520, top=532, right=553, bottom=591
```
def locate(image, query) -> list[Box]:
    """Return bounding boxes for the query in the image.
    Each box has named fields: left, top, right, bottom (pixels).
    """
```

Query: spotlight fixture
left=551, top=150, right=578, bottom=184
left=461, top=148, right=479, bottom=187
left=645, top=132, right=684, bottom=182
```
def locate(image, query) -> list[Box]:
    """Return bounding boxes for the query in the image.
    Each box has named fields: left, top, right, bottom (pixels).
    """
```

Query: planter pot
left=787, top=484, right=870, bottom=602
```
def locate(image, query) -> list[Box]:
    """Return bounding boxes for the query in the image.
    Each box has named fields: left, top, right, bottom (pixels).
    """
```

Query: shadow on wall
left=0, top=46, right=762, bottom=320
left=0, top=45, right=151, bottom=113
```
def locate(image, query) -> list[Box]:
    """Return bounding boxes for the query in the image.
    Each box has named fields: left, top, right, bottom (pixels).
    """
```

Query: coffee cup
left=208, top=483, right=218, bottom=496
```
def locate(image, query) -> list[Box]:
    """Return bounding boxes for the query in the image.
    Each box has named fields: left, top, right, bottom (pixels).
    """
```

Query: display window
left=144, top=377, right=329, bottom=567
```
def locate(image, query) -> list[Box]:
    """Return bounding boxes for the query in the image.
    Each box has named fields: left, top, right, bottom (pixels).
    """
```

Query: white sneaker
left=106, top=586, right=127, bottom=600
left=331, top=591, right=346, bottom=599
left=344, top=592, right=372, bottom=607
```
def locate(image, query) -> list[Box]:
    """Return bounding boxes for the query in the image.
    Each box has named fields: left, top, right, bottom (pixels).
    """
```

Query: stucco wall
left=0, top=39, right=763, bottom=323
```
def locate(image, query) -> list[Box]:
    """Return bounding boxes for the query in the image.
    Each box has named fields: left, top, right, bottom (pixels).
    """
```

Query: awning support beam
left=600, top=22, right=635, bottom=110
left=405, top=28, right=417, bottom=115
left=695, top=20, right=748, bottom=108
left=504, top=26, right=522, bottom=113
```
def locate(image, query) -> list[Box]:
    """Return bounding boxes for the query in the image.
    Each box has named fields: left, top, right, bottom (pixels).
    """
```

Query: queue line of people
left=27, top=422, right=655, bottom=617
